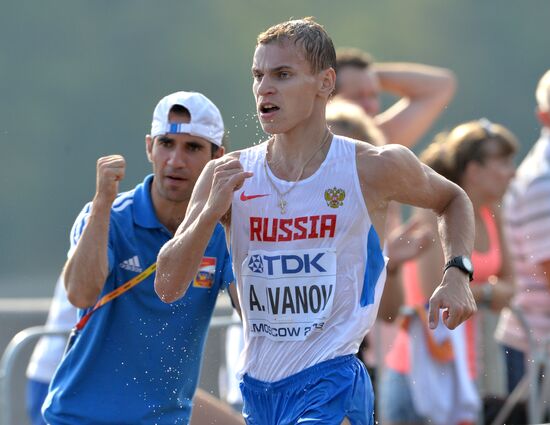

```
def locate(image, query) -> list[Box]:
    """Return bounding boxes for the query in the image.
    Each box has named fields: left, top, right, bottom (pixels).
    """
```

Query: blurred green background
left=1, top=0, right=549, bottom=296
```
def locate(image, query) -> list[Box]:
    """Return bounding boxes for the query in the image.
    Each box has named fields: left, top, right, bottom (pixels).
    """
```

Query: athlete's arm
left=64, top=155, right=125, bottom=309
left=374, top=63, right=456, bottom=148
left=358, top=143, right=476, bottom=330
left=155, top=154, right=252, bottom=303
left=409, top=208, right=446, bottom=300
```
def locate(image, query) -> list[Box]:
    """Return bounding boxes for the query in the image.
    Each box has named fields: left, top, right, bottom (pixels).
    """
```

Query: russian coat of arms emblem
left=324, top=187, right=345, bottom=208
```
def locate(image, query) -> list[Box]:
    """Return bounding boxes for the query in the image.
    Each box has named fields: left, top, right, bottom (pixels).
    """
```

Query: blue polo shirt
left=43, top=175, right=233, bottom=425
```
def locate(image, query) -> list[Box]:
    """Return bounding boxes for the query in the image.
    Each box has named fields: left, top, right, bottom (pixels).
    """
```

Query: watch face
left=462, top=257, right=473, bottom=272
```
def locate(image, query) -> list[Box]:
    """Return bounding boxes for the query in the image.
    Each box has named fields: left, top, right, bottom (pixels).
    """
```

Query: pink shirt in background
left=385, top=207, right=502, bottom=379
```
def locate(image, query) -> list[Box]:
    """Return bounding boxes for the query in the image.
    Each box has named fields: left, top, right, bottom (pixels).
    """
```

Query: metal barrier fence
left=488, top=306, right=550, bottom=425
left=0, top=316, right=240, bottom=425
left=2, top=312, right=549, bottom=425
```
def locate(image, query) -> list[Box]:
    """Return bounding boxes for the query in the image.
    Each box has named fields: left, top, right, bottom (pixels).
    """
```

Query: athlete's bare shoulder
left=356, top=141, right=428, bottom=201
left=356, top=141, right=414, bottom=177
left=354, top=139, right=385, bottom=159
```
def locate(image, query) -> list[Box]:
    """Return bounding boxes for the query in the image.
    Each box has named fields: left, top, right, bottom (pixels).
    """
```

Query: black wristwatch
left=443, top=255, right=474, bottom=281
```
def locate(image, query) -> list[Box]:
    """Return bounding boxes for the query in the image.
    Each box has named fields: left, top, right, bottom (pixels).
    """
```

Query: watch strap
left=444, top=257, right=474, bottom=281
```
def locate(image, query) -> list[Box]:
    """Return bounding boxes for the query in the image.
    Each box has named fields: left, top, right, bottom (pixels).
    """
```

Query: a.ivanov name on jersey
left=249, top=283, right=334, bottom=315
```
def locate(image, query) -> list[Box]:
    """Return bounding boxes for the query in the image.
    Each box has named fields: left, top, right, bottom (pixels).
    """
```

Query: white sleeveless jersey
left=231, top=135, right=387, bottom=382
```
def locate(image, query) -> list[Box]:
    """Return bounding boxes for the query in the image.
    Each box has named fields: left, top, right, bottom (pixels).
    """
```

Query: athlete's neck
left=268, top=124, right=332, bottom=181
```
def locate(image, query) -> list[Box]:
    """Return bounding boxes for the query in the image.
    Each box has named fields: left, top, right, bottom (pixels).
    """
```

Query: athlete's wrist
left=199, top=205, right=225, bottom=228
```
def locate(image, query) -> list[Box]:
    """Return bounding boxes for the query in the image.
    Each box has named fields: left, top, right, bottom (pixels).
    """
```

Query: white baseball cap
left=151, top=91, right=224, bottom=146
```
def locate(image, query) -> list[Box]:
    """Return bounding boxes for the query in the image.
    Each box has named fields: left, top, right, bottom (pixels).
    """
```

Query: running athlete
left=155, top=18, right=477, bottom=425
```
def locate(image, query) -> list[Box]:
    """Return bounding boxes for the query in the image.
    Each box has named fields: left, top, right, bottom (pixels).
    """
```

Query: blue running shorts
left=240, top=354, right=374, bottom=425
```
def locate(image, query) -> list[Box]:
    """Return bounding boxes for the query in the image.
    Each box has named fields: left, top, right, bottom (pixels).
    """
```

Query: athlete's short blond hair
left=257, top=17, right=336, bottom=74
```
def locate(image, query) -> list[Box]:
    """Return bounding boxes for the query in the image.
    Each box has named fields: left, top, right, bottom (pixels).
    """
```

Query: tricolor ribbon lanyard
left=64, top=262, right=157, bottom=354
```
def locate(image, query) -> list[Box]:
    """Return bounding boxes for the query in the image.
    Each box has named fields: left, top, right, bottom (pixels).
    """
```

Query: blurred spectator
left=334, top=47, right=456, bottom=147
left=495, top=69, right=550, bottom=393
left=41, top=91, right=241, bottom=425
left=25, top=275, right=76, bottom=425
left=326, top=98, right=387, bottom=145
left=381, top=119, right=518, bottom=425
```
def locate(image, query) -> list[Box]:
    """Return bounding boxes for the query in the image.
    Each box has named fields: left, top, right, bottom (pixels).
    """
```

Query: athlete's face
left=336, top=66, right=381, bottom=117
left=252, top=40, right=323, bottom=134
left=146, top=111, right=221, bottom=204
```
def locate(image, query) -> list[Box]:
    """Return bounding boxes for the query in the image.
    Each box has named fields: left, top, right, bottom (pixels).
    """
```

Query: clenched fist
left=95, top=155, right=126, bottom=206
left=205, top=156, right=253, bottom=221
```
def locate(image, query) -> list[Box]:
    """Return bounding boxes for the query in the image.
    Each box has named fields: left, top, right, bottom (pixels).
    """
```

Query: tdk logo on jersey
left=248, top=255, right=264, bottom=273
left=248, top=253, right=326, bottom=275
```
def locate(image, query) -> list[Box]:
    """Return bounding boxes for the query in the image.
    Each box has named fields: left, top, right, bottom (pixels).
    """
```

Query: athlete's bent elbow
left=154, top=278, right=181, bottom=304
left=155, top=255, right=176, bottom=303
left=154, top=263, right=183, bottom=303
left=155, top=248, right=191, bottom=303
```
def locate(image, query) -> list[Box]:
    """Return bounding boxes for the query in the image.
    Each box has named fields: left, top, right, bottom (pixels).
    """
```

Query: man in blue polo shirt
left=43, top=91, right=238, bottom=424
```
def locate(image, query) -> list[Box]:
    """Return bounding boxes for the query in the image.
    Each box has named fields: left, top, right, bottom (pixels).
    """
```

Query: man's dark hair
left=335, top=47, right=374, bottom=74
left=333, top=48, right=374, bottom=94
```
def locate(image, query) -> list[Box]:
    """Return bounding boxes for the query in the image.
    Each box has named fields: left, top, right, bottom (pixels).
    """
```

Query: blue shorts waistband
left=242, top=354, right=357, bottom=392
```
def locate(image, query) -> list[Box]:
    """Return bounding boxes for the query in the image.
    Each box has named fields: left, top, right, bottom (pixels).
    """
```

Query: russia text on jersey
left=249, top=215, right=337, bottom=242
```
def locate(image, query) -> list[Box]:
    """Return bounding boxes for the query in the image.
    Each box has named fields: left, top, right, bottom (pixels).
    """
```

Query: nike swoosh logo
left=240, top=191, right=270, bottom=201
